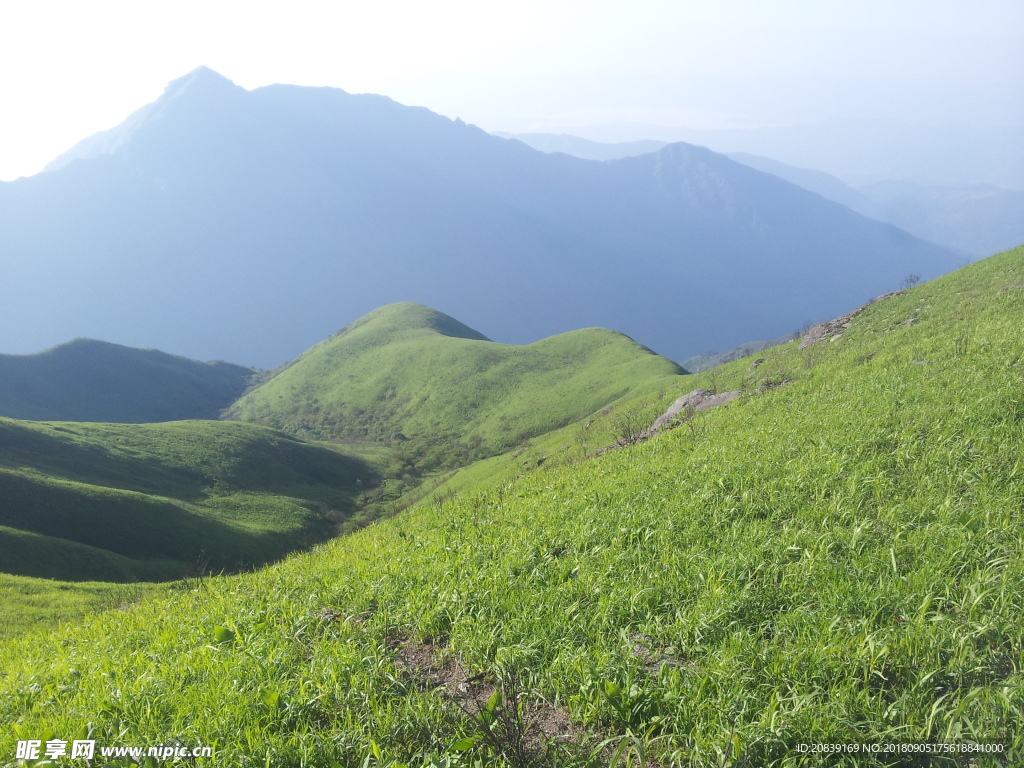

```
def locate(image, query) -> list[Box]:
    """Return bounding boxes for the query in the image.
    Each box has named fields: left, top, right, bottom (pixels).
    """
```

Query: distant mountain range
left=502, top=133, right=1024, bottom=259
left=728, top=153, right=1024, bottom=259
left=0, top=67, right=961, bottom=368
left=535, top=120, right=1024, bottom=189
left=855, top=180, right=1024, bottom=259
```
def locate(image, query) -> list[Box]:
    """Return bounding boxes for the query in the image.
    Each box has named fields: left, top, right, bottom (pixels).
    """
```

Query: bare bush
left=901, top=273, right=921, bottom=291
left=610, top=407, right=647, bottom=446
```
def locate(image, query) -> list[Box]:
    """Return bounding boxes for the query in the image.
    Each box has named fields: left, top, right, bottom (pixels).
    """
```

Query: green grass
left=0, top=419, right=380, bottom=581
left=225, top=302, right=684, bottom=468
left=0, top=574, right=169, bottom=641
left=0, top=304, right=679, bottom=586
left=0, top=338, right=255, bottom=422
left=0, top=526, right=186, bottom=583
left=1, top=249, right=1022, bottom=766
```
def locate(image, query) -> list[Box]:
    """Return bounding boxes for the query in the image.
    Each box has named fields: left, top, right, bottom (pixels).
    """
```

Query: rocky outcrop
left=647, top=389, right=742, bottom=433
left=594, top=388, right=742, bottom=456
left=799, top=291, right=902, bottom=349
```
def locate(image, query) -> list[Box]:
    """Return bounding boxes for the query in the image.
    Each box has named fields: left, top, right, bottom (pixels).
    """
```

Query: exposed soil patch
left=394, top=639, right=581, bottom=758
left=395, top=639, right=482, bottom=698
left=630, top=633, right=692, bottom=676
left=754, top=378, right=795, bottom=395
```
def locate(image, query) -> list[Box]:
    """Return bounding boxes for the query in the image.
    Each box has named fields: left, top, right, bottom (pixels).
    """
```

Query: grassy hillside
left=1, top=247, right=1021, bottom=765
left=0, top=418, right=379, bottom=581
left=0, top=304, right=678, bottom=586
left=0, top=574, right=170, bottom=640
left=0, top=338, right=256, bottom=422
left=225, top=302, right=684, bottom=469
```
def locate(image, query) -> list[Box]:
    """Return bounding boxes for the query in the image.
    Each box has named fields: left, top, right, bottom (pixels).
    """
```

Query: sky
left=0, top=0, right=1021, bottom=181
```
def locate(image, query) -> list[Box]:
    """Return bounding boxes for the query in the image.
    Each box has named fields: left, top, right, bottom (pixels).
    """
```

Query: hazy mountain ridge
left=1, top=67, right=960, bottom=368
left=492, top=131, right=669, bottom=161
left=0, top=337, right=255, bottom=422
left=550, top=119, right=1024, bottom=189
left=729, top=153, right=1024, bottom=258
left=499, top=131, right=1023, bottom=258
left=859, top=180, right=1024, bottom=258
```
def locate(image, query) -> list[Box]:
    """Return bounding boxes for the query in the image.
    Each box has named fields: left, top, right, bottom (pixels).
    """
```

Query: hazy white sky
left=0, top=0, right=1021, bottom=180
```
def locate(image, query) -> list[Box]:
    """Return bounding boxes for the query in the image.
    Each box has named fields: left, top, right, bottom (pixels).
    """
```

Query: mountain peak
left=43, top=67, right=245, bottom=173
left=162, top=66, right=242, bottom=99
left=341, top=303, right=491, bottom=343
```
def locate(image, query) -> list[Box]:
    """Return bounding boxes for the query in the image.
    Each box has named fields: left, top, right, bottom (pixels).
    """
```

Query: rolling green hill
left=0, top=338, right=256, bottom=422
left=0, top=418, right=379, bottom=581
left=225, top=302, right=685, bottom=470
left=2, top=248, right=1021, bottom=765
left=0, top=304, right=679, bottom=585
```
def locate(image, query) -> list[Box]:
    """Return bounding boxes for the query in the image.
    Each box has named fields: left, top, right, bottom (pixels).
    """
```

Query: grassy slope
left=1, top=249, right=1022, bottom=765
left=0, top=338, right=255, bottom=422
left=0, top=304, right=676, bottom=589
left=0, top=419, right=380, bottom=582
left=0, top=574, right=170, bottom=639
left=224, top=302, right=684, bottom=465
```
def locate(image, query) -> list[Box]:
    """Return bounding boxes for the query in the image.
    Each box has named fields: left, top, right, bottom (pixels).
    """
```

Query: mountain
left=3, top=246, right=1021, bottom=762
left=0, top=338, right=255, bottom=422
left=0, top=67, right=962, bottom=368
left=225, top=302, right=684, bottom=466
left=494, top=134, right=890, bottom=226
left=0, top=417, right=377, bottom=581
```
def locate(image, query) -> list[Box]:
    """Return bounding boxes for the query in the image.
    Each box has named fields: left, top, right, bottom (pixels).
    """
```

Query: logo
left=16, top=739, right=95, bottom=760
